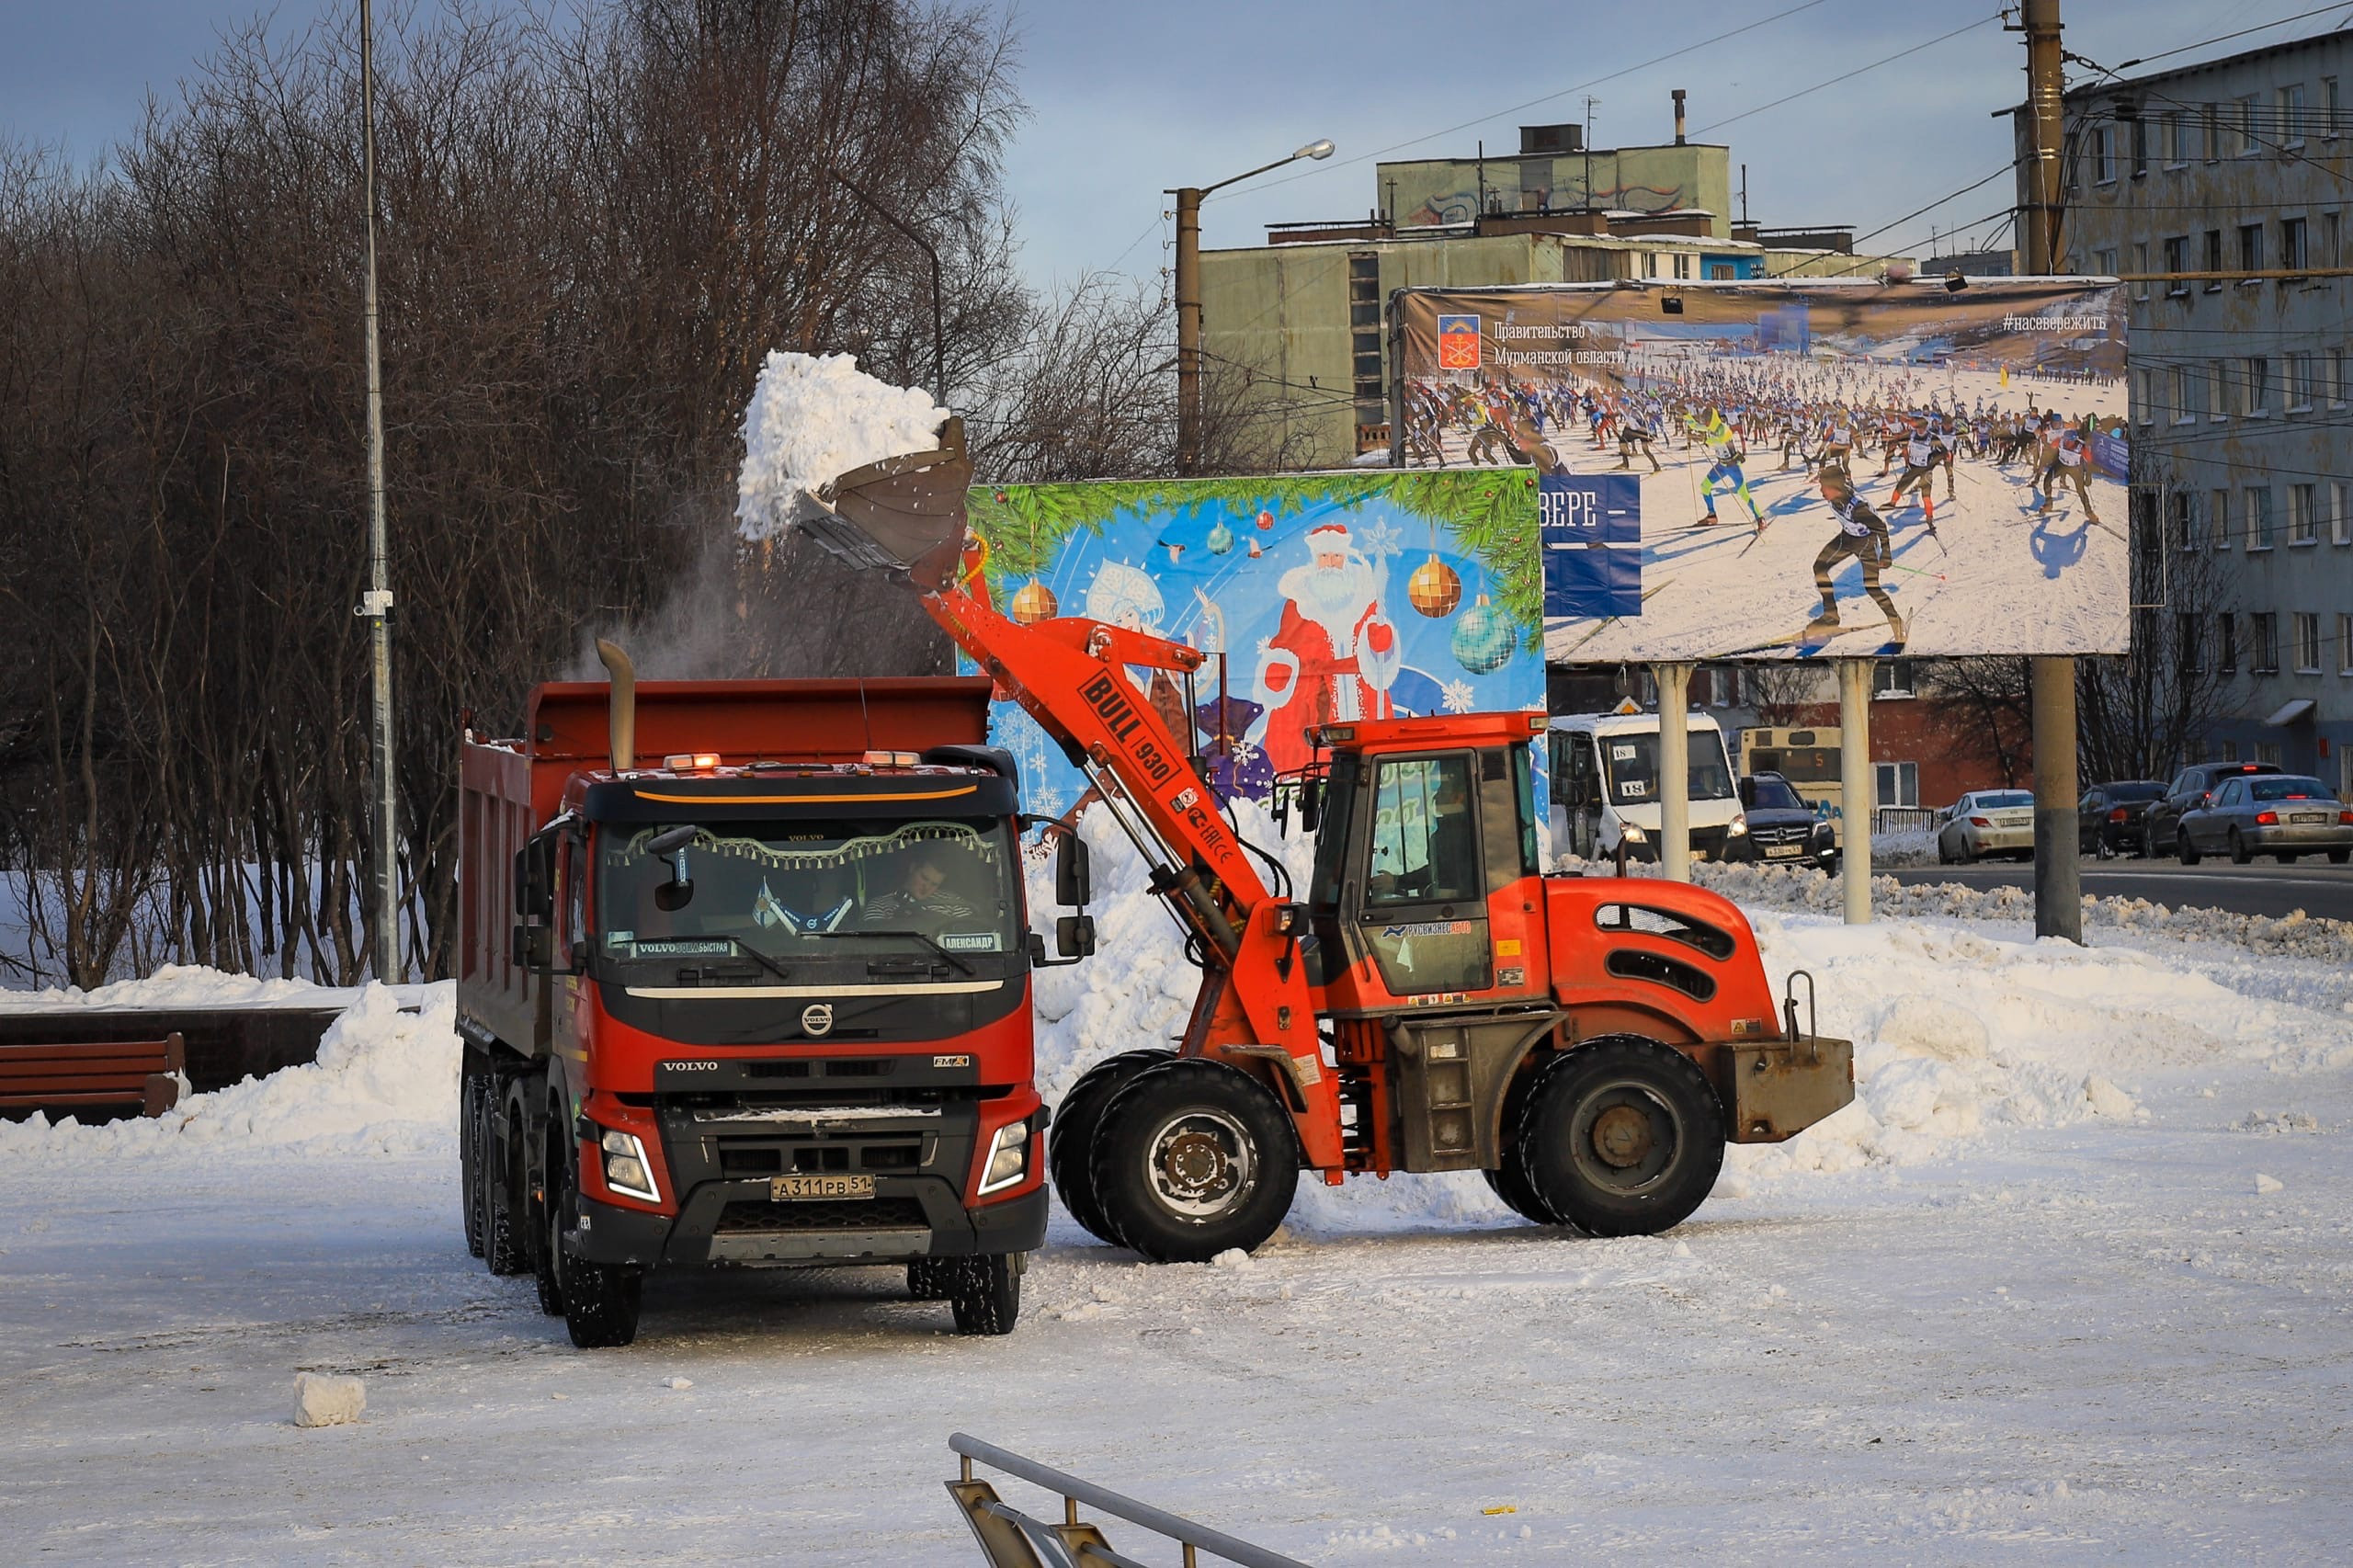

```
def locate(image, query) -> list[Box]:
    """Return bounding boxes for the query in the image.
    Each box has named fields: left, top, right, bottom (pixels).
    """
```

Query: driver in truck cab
left=861, top=846, right=978, bottom=929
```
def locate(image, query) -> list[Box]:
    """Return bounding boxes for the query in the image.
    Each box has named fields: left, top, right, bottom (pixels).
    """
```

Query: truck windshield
left=1599, top=732, right=1735, bottom=808
left=597, top=819, right=1020, bottom=963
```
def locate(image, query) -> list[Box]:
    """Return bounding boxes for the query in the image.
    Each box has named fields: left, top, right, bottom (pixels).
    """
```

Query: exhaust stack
left=596, top=639, right=637, bottom=774
left=1673, top=88, right=1688, bottom=145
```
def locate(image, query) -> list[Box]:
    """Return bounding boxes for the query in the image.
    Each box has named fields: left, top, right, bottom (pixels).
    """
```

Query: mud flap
left=1726, top=1036, right=1855, bottom=1142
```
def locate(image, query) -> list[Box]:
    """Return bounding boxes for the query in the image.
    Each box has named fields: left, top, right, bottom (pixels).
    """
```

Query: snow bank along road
left=6, top=908, right=2353, bottom=1564
left=1885, top=861, right=2353, bottom=925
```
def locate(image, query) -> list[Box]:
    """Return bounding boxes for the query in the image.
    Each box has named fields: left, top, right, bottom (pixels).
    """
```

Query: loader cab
left=1303, top=714, right=1548, bottom=1012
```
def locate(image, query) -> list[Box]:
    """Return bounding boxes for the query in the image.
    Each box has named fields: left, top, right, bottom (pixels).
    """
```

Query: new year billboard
left=963, top=473, right=1543, bottom=816
left=1392, top=279, right=2130, bottom=662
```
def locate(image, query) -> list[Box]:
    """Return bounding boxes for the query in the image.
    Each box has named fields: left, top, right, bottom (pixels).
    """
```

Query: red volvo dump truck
left=456, top=649, right=1058, bottom=1346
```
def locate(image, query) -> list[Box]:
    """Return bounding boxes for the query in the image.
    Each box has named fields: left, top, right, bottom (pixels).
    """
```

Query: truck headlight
left=599, top=1128, right=659, bottom=1202
left=1620, top=824, right=1648, bottom=845
left=977, top=1119, right=1032, bottom=1196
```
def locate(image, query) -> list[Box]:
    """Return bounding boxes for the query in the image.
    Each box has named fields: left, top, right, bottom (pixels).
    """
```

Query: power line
left=2103, top=3, right=2353, bottom=74
left=1694, top=10, right=2007, bottom=137
left=1208, top=0, right=1832, bottom=206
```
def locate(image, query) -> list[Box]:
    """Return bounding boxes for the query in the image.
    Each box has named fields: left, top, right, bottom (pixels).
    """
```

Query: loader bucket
left=798, top=415, right=973, bottom=593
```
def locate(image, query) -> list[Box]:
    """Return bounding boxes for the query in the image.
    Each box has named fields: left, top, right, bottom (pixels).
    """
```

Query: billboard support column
left=1654, top=663, right=1693, bottom=881
left=2031, top=656, right=2083, bottom=942
left=1836, top=659, right=1874, bottom=926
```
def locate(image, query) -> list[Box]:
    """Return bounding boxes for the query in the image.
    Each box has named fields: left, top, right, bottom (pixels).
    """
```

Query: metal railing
left=947, top=1433, right=1314, bottom=1568
left=1874, top=806, right=1936, bottom=835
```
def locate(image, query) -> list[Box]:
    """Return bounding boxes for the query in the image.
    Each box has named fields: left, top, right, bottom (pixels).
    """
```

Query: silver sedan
left=2177, top=774, right=2353, bottom=865
left=1936, top=790, right=2036, bottom=864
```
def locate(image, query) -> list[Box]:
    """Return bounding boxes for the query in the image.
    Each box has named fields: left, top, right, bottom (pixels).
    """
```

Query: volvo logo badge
left=801, top=1003, right=835, bottom=1038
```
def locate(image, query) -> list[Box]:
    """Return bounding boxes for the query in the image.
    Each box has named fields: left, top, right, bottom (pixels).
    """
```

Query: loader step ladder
left=948, top=1432, right=1314, bottom=1568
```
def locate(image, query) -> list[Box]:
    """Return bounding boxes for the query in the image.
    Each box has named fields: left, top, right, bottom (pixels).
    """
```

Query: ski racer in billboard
left=1808, top=465, right=1904, bottom=644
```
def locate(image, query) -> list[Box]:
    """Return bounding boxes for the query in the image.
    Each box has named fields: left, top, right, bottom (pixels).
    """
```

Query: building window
left=2238, top=222, right=2265, bottom=275
left=2291, top=483, right=2320, bottom=543
left=2246, top=485, right=2275, bottom=550
left=2334, top=348, right=2349, bottom=407
left=2339, top=612, right=2353, bottom=675
left=1347, top=252, right=1384, bottom=432
left=2324, top=211, right=2342, bottom=269
left=2178, top=612, right=2203, bottom=672
left=2211, top=488, right=2232, bottom=547
left=2289, top=352, right=2316, bottom=410
left=2092, top=122, right=2118, bottom=184
left=2202, top=228, right=2225, bottom=290
left=2294, top=612, right=2322, bottom=672
left=1874, top=659, right=1915, bottom=699
left=2209, top=361, right=2230, bottom=419
left=2252, top=611, right=2279, bottom=674
left=2282, top=216, right=2308, bottom=275
left=2133, top=369, right=2153, bottom=424
left=2218, top=612, right=2238, bottom=672
left=2203, top=103, right=2222, bottom=161
left=2327, top=77, right=2343, bottom=140
left=2131, top=241, right=2150, bottom=300
left=2256, top=742, right=2283, bottom=767
left=2171, top=490, right=2197, bottom=550
left=2235, top=94, right=2260, bottom=156
left=2094, top=244, right=2120, bottom=278
left=2163, top=233, right=2189, bottom=294
left=2245, top=357, right=2271, bottom=415
left=2170, top=364, right=2196, bottom=425
left=2131, top=115, right=2150, bottom=176
left=2336, top=482, right=2353, bottom=545
left=1874, top=761, right=1919, bottom=809
left=2280, top=83, right=2308, bottom=147
left=2165, top=108, right=2188, bottom=165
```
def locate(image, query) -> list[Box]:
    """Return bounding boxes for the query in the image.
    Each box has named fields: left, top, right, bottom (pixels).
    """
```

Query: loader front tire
left=1089, top=1060, right=1298, bottom=1264
left=1519, top=1038, right=1724, bottom=1238
left=1049, top=1048, right=1173, bottom=1246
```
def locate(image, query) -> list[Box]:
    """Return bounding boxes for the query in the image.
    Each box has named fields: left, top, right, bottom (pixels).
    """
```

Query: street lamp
left=1170, top=139, right=1335, bottom=474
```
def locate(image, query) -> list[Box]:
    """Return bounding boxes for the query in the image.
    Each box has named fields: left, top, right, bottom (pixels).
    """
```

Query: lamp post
left=833, top=167, right=947, bottom=408
left=358, top=0, right=400, bottom=983
left=1171, top=139, right=1334, bottom=474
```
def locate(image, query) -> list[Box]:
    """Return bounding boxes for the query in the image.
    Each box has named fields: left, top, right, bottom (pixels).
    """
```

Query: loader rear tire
left=1049, top=1048, right=1174, bottom=1245
left=1519, top=1038, right=1724, bottom=1238
left=1089, top=1060, right=1298, bottom=1264
left=1483, top=1156, right=1563, bottom=1228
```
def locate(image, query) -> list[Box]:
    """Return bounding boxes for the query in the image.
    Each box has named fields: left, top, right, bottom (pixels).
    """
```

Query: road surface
left=1886, top=858, right=2353, bottom=922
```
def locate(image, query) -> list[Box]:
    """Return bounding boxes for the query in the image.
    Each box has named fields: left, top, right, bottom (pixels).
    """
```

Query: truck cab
left=458, top=670, right=1052, bottom=1346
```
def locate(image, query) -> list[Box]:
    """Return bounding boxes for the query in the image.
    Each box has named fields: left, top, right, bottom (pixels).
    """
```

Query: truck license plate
left=771, top=1174, right=873, bottom=1200
left=1764, top=844, right=1802, bottom=858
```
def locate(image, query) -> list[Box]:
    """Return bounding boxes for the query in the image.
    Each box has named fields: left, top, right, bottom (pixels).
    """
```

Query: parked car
left=2143, top=761, right=2282, bottom=858
left=2077, top=780, right=2165, bottom=858
left=1935, top=790, right=2035, bottom=864
left=1733, top=771, right=1838, bottom=870
left=2175, top=774, right=2353, bottom=865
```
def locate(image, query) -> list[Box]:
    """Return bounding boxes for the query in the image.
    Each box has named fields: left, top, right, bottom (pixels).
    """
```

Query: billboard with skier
left=1392, top=278, right=2130, bottom=661
left=961, top=472, right=1543, bottom=817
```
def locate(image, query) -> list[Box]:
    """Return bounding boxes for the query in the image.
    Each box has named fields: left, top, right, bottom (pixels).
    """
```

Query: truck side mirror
left=512, top=923, right=553, bottom=970
left=514, top=838, right=556, bottom=920
left=1055, top=914, right=1097, bottom=959
left=1300, top=778, right=1324, bottom=834
left=644, top=824, right=697, bottom=911
left=1055, top=835, right=1091, bottom=907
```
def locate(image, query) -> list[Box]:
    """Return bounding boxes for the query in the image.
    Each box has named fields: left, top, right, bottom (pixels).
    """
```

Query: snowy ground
left=8, top=882, right=2353, bottom=1563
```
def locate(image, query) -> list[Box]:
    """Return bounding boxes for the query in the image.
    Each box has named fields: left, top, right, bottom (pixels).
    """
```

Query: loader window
left=1366, top=756, right=1480, bottom=905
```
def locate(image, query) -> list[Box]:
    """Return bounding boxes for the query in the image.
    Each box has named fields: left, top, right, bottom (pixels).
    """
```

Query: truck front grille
left=715, top=1198, right=929, bottom=1233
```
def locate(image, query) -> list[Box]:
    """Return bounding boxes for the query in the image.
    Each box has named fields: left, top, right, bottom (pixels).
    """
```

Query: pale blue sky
left=6, top=1, right=2340, bottom=284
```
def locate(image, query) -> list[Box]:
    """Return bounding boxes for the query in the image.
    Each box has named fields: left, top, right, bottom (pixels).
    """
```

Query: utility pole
left=1584, top=97, right=1598, bottom=210
left=2018, top=0, right=2082, bottom=943
left=359, top=0, right=401, bottom=983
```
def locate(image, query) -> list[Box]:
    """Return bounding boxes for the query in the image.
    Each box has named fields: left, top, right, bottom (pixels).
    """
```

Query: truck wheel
left=907, top=1258, right=955, bottom=1301
left=485, top=1108, right=534, bottom=1277
left=532, top=1124, right=565, bottom=1316
left=1518, top=1038, right=1725, bottom=1239
left=545, top=1154, right=642, bottom=1348
left=1048, top=1048, right=1174, bottom=1246
left=950, top=1252, right=1023, bottom=1335
left=1088, top=1060, right=1299, bottom=1264
left=459, top=1059, right=485, bottom=1258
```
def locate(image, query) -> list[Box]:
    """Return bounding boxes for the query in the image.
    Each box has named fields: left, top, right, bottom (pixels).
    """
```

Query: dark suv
left=2143, top=761, right=2282, bottom=858
left=1734, top=771, right=1838, bottom=870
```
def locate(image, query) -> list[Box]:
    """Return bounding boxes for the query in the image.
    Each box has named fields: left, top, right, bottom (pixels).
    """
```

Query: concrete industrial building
left=2019, top=29, right=2353, bottom=792
left=1199, top=102, right=1914, bottom=469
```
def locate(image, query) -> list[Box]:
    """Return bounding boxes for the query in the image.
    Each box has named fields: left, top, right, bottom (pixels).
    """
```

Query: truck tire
left=1518, top=1038, right=1724, bottom=1239
left=950, top=1252, right=1024, bottom=1335
left=533, top=1121, right=565, bottom=1316
left=459, top=1058, right=485, bottom=1258
left=541, top=1139, right=642, bottom=1348
left=1088, top=1059, right=1298, bottom=1264
left=1049, top=1048, right=1175, bottom=1245
left=485, top=1108, right=534, bottom=1277
left=908, top=1258, right=956, bottom=1301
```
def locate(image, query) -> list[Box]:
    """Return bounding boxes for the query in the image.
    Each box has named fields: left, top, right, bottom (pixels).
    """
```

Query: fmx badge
left=1436, top=313, right=1481, bottom=370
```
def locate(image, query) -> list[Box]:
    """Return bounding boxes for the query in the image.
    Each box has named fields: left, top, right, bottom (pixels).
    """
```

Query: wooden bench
left=0, top=1033, right=187, bottom=1119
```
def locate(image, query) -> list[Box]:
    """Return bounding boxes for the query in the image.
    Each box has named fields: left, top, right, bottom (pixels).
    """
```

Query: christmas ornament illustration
left=1407, top=554, right=1462, bottom=618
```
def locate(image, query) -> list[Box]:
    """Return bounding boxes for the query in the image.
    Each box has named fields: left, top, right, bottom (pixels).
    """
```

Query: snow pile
left=733, top=351, right=950, bottom=543
left=0, top=962, right=352, bottom=1013
left=1684, top=858, right=2353, bottom=964
left=1024, top=812, right=2353, bottom=1232
left=0, top=982, right=459, bottom=1158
